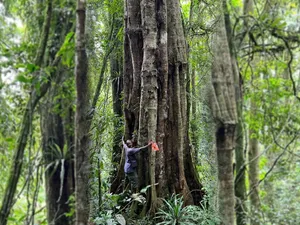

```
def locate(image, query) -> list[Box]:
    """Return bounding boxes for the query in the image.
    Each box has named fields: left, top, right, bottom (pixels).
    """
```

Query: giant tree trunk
left=122, top=0, right=203, bottom=208
left=165, top=0, right=193, bottom=204
left=211, top=9, right=238, bottom=225
left=75, top=0, right=91, bottom=224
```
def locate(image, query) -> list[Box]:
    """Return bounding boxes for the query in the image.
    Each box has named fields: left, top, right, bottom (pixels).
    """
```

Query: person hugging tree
left=122, top=137, right=151, bottom=192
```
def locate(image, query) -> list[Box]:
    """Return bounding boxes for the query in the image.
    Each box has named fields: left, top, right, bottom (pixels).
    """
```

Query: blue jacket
left=123, top=142, right=148, bottom=173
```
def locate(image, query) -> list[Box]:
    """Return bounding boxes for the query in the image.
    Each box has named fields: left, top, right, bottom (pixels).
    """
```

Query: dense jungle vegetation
left=0, top=0, right=299, bottom=224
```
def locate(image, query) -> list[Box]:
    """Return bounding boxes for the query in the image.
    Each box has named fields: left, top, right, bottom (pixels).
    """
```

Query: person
left=122, top=137, right=151, bottom=192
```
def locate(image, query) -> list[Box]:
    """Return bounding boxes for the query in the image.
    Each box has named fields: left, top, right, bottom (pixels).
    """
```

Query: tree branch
left=247, top=134, right=298, bottom=197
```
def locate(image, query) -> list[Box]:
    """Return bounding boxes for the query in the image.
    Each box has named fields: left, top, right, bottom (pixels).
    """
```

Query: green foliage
left=237, top=2, right=300, bottom=223
left=180, top=0, right=190, bottom=21
left=1, top=0, right=300, bottom=224
left=94, top=211, right=127, bottom=225
left=256, top=156, right=300, bottom=224
left=15, top=74, right=32, bottom=84
left=0, top=1, right=74, bottom=224
left=93, top=210, right=118, bottom=225
left=65, top=194, right=75, bottom=218
left=57, top=32, right=75, bottom=67
left=230, top=0, right=242, bottom=8
left=155, top=195, right=184, bottom=224
left=155, top=194, right=220, bottom=225
left=92, top=191, right=148, bottom=225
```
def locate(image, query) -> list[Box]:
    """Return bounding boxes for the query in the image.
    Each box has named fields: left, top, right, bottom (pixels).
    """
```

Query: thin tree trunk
left=216, top=126, right=236, bottom=225
left=0, top=96, right=40, bottom=225
left=223, top=1, right=248, bottom=224
left=34, top=0, right=53, bottom=66
left=235, top=119, right=247, bottom=225
left=75, top=0, right=90, bottom=224
left=248, top=101, right=260, bottom=225
left=190, top=69, right=198, bottom=152
left=74, top=0, right=121, bottom=219
left=0, top=1, right=53, bottom=224
left=156, top=0, right=168, bottom=199
left=243, top=0, right=261, bottom=223
left=211, top=8, right=237, bottom=224
left=140, top=0, right=158, bottom=211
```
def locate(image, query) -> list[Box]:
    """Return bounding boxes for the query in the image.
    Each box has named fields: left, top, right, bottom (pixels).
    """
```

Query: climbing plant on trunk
left=121, top=0, right=203, bottom=210
left=40, top=2, right=75, bottom=224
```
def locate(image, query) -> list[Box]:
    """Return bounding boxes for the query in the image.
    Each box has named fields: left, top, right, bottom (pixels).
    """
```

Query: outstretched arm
left=130, top=142, right=151, bottom=154
left=139, top=142, right=152, bottom=150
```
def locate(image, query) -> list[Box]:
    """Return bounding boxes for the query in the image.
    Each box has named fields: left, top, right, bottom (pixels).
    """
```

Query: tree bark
left=124, top=0, right=143, bottom=140
left=211, top=8, right=237, bottom=224
left=248, top=102, right=260, bottom=225
left=223, top=1, right=248, bottom=224
left=156, top=0, right=168, bottom=199
left=140, top=0, right=158, bottom=211
left=121, top=0, right=203, bottom=209
left=243, top=0, right=261, bottom=223
left=75, top=0, right=90, bottom=224
left=41, top=91, right=73, bottom=225
left=41, top=71, right=75, bottom=225
left=40, top=5, right=75, bottom=224
left=190, top=69, right=198, bottom=154
left=235, top=120, right=247, bottom=225
left=166, top=0, right=193, bottom=204
left=34, top=0, right=53, bottom=66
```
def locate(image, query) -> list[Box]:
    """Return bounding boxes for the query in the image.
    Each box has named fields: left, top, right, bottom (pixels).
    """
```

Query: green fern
left=155, top=194, right=221, bottom=225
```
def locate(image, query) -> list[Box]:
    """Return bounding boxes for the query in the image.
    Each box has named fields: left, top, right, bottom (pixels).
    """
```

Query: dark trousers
left=125, top=170, right=138, bottom=191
